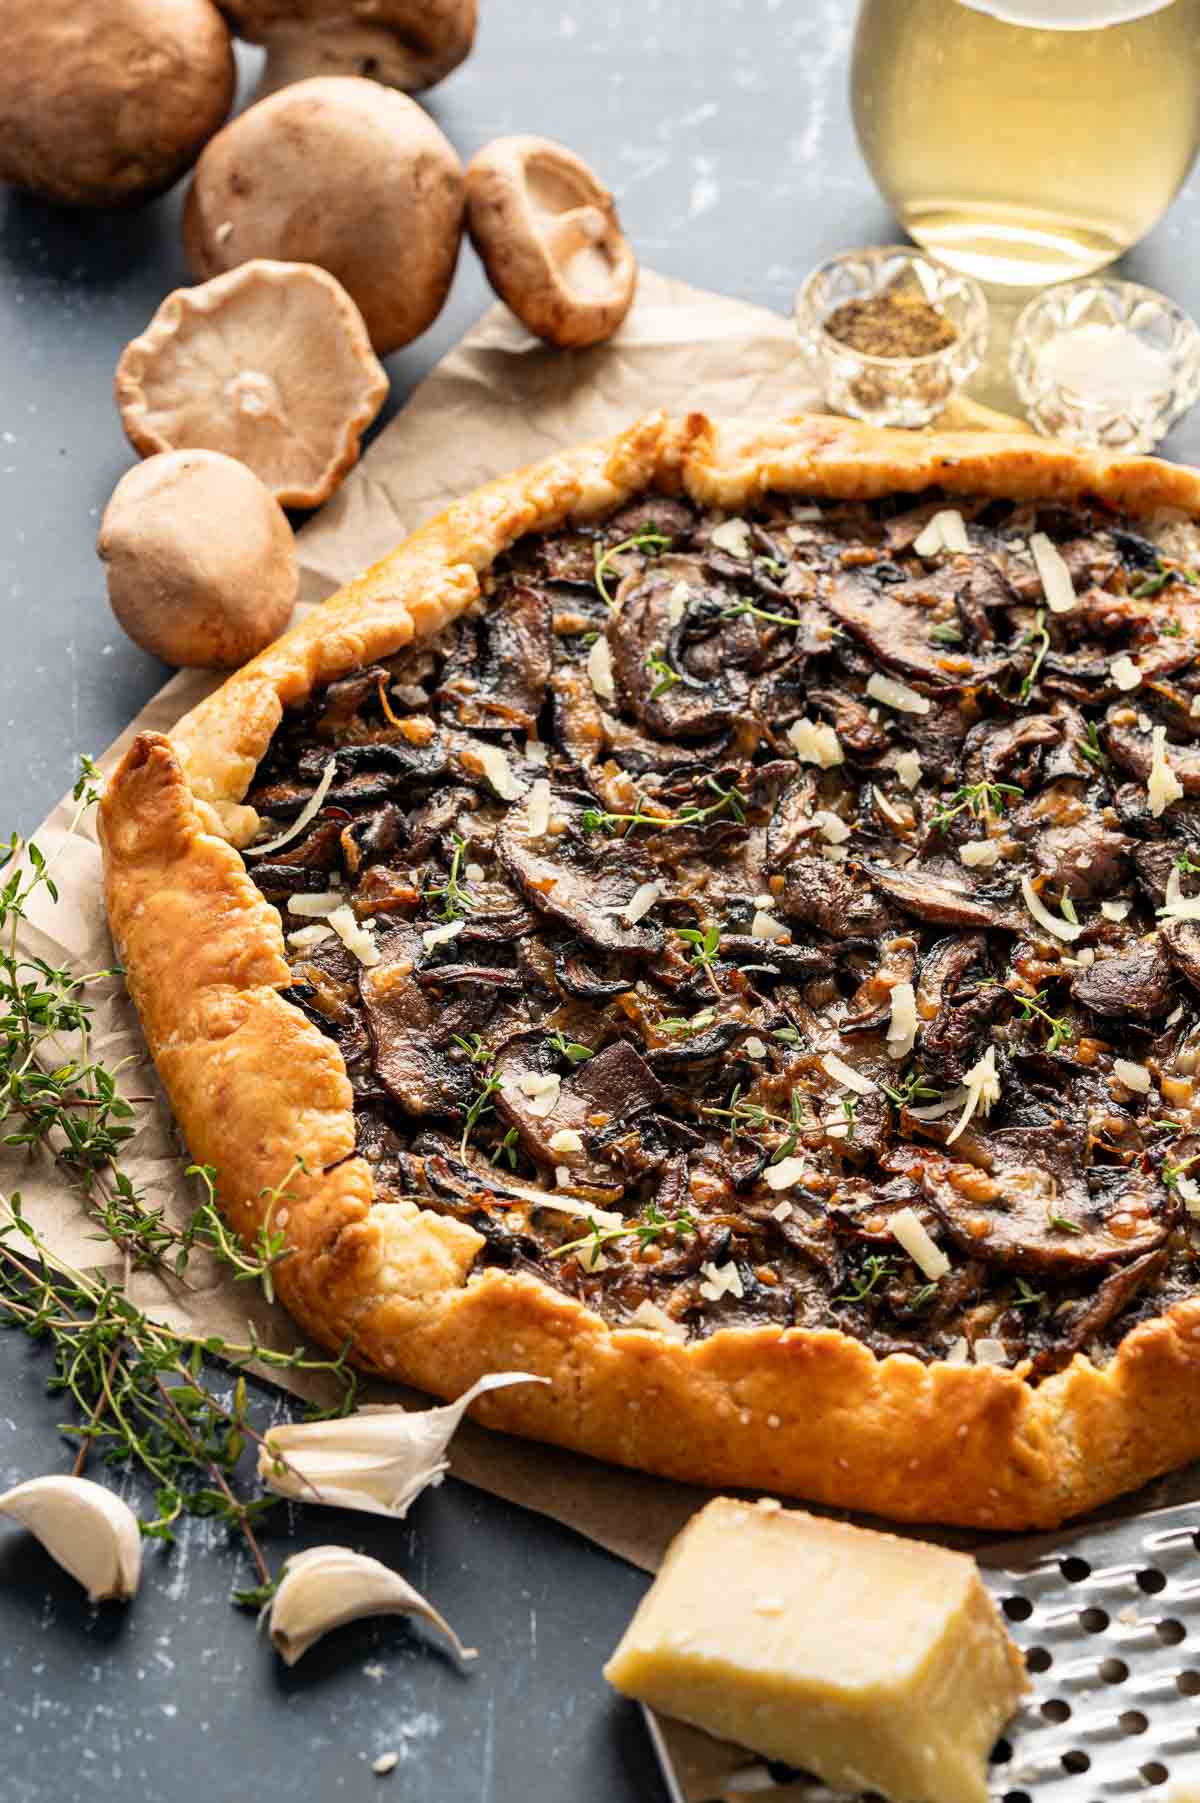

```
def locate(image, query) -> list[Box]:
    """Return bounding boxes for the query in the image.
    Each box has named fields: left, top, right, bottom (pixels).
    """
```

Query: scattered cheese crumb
left=667, top=581, right=690, bottom=624
left=472, top=742, right=526, bottom=802
left=866, top=672, right=931, bottom=716
left=886, top=981, right=918, bottom=1062
left=517, top=1071, right=562, bottom=1117
left=524, top=738, right=549, bottom=766
left=821, top=844, right=848, bottom=863
left=754, top=892, right=775, bottom=908
left=328, top=905, right=380, bottom=966
left=548, top=1128, right=583, bottom=1153
left=946, top=1046, right=1000, bottom=1145
left=787, top=717, right=844, bottom=767
left=1148, top=724, right=1184, bottom=817
left=287, top=922, right=336, bottom=949
left=770, top=1199, right=794, bottom=1221
left=699, top=1259, right=745, bottom=1301
left=421, top=919, right=464, bottom=953
left=814, top=809, right=852, bottom=844
left=1021, top=873, right=1084, bottom=942
left=1030, top=531, right=1076, bottom=613
left=944, top=1337, right=970, bottom=1366
left=464, top=862, right=486, bottom=882
left=936, top=509, right=970, bottom=553
left=959, top=840, right=1000, bottom=870
left=1113, top=1058, right=1152, bottom=1094
left=872, top=784, right=910, bottom=830
left=588, top=634, right=615, bottom=702
left=286, top=890, right=343, bottom=917
left=1110, top=654, right=1142, bottom=692
left=1177, top=1174, right=1200, bottom=1217
left=895, top=749, right=922, bottom=790
left=913, top=515, right=944, bottom=558
left=752, top=909, right=789, bottom=941
left=555, top=1165, right=573, bottom=1188
left=765, top=1158, right=807, bottom=1191
left=1101, top=899, right=1131, bottom=921
left=889, top=1206, right=950, bottom=1281
left=622, top=880, right=663, bottom=925
left=710, top=518, right=752, bottom=558
left=526, top=778, right=551, bottom=839
left=820, top=1052, right=877, bottom=1095
left=251, top=758, right=337, bottom=854
left=627, top=1299, right=687, bottom=1342
left=372, top=1753, right=399, bottom=1777
left=973, top=1338, right=1009, bottom=1367
left=743, top=1037, right=768, bottom=1059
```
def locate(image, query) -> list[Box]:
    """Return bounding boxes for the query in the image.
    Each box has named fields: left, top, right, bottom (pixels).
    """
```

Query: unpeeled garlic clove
left=0, top=1474, right=142, bottom=1602
left=268, top=1545, right=477, bottom=1667
left=258, top=1371, right=548, bottom=1519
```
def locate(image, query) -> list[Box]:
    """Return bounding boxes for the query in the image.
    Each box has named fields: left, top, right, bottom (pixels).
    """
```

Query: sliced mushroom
left=1029, top=1248, right=1169, bottom=1377
left=436, top=585, right=552, bottom=734
left=184, top=78, right=465, bottom=355
left=220, top=0, right=475, bottom=97
left=608, top=559, right=737, bottom=741
left=779, top=856, right=894, bottom=941
left=359, top=924, right=474, bottom=1118
left=496, top=791, right=664, bottom=955
left=1029, top=821, right=1131, bottom=900
left=862, top=862, right=1019, bottom=932
left=1071, top=943, right=1175, bottom=1020
left=115, top=260, right=387, bottom=507
left=98, top=449, right=297, bottom=669
left=822, top=572, right=1005, bottom=692
left=0, top=0, right=234, bottom=207
left=466, top=136, right=637, bottom=348
left=1161, top=918, right=1200, bottom=995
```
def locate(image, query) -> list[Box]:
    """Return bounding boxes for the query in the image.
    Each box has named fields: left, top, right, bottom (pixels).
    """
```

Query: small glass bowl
left=1010, top=279, right=1200, bottom=454
left=795, top=247, right=988, bottom=429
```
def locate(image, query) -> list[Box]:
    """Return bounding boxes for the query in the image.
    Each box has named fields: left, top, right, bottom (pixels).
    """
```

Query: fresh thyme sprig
left=930, top=780, right=1021, bottom=830
left=646, top=652, right=681, bottom=700
left=549, top=1030, right=593, bottom=1065
left=460, top=1069, right=502, bottom=1156
left=835, top=1254, right=895, bottom=1303
left=594, top=527, right=670, bottom=607
left=879, top=1069, right=943, bottom=1110
left=1011, top=987, right=1073, bottom=1054
left=581, top=776, right=747, bottom=837
left=548, top=1199, right=698, bottom=1265
left=702, top=1085, right=808, bottom=1164
left=1019, top=606, right=1050, bottom=702
left=1079, top=720, right=1108, bottom=770
left=423, top=834, right=477, bottom=922
left=719, top=597, right=808, bottom=631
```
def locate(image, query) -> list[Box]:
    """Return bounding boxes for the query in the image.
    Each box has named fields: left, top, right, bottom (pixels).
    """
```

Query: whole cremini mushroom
left=0, top=0, right=235, bottom=208
left=115, top=259, right=388, bottom=508
left=466, top=136, right=638, bottom=349
left=98, top=450, right=298, bottom=669
left=183, top=77, right=465, bottom=355
left=217, top=0, right=476, bottom=97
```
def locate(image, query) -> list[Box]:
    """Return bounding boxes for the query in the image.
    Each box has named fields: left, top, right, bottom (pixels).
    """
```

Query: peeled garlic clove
left=268, top=1545, right=477, bottom=1668
left=0, top=1475, right=142, bottom=1602
left=258, top=1370, right=548, bottom=1519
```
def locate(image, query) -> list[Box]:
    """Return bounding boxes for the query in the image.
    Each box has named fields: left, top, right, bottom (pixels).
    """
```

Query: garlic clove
left=258, top=1371, right=547, bottom=1519
left=268, top=1545, right=477, bottom=1668
left=0, top=1474, right=142, bottom=1602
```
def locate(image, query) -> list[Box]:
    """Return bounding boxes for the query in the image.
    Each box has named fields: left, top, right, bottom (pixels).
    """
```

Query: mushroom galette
left=100, top=413, right=1200, bottom=1529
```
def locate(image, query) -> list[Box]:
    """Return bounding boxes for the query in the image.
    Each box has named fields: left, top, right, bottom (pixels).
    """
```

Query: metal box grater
left=645, top=1500, right=1200, bottom=1803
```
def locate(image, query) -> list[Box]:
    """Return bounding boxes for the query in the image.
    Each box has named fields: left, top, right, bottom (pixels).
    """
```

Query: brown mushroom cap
left=115, top=259, right=389, bottom=509
left=0, top=0, right=235, bottom=209
left=217, top=0, right=476, bottom=95
left=98, top=450, right=298, bottom=669
left=183, top=77, right=465, bottom=355
left=466, top=136, right=637, bottom=350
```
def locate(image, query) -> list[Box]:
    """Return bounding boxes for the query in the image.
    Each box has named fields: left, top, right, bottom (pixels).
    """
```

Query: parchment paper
left=7, top=269, right=1196, bottom=1591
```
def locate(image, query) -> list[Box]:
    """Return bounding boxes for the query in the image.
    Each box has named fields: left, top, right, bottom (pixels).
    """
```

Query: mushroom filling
left=245, top=490, right=1200, bottom=1377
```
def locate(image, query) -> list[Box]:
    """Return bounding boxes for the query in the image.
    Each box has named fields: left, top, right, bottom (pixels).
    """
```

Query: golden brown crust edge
left=100, top=411, right=1200, bottom=1531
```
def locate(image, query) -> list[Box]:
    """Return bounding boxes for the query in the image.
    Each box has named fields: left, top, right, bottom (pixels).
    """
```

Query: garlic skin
left=258, top=1371, right=547, bottom=1518
left=0, top=1475, right=142, bottom=1602
left=268, top=1545, right=477, bottom=1668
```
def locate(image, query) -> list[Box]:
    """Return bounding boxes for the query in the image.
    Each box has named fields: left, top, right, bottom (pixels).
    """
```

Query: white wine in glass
left=851, top=0, right=1200, bottom=286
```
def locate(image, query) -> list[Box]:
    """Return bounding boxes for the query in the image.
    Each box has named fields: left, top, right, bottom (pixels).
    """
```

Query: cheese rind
left=604, top=1499, right=1027, bottom=1803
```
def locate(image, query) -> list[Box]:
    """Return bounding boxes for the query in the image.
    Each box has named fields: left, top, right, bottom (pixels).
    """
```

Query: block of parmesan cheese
left=604, top=1498, right=1027, bottom=1803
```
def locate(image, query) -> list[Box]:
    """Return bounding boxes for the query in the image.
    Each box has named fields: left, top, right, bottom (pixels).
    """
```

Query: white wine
left=851, top=0, right=1200, bottom=285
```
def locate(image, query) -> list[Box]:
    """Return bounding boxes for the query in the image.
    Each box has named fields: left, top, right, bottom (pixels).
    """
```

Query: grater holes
left=1041, top=1700, right=1071, bottom=1724
left=1001, top=1792, right=1032, bottom=1803
left=1080, top=1606, right=1110, bottom=1634
left=1061, top=1750, right=1091, bottom=1775
left=1157, top=1617, right=1186, bottom=1646
left=1059, top=1555, right=1091, bottom=1583
left=989, top=1738, right=1013, bottom=1765
left=1099, top=1656, right=1130, bottom=1684
left=1137, top=1567, right=1168, bottom=1595
left=1177, top=1670, right=1200, bottom=1697
left=1003, top=1594, right=1033, bottom=1622
left=1140, top=1762, right=1169, bottom=1787
left=1118, top=1710, right=1149, bottom=1735
left=1026, top=1645, right=1053, bottom=1673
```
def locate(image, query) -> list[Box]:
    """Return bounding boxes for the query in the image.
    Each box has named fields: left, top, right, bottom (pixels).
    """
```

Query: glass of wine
left=851, top=0, right=1200, bottom=287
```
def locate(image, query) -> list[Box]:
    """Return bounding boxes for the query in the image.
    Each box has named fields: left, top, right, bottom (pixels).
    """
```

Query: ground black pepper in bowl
left=824, top=282, right=959, bottom=360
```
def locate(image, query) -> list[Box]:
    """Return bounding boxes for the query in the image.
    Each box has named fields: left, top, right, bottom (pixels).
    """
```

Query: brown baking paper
left=6, top=270, right=1197, bottom=1609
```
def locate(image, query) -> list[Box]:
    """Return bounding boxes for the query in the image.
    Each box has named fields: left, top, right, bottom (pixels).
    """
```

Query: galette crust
left=100, top=411, right=1200, bottom=1530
